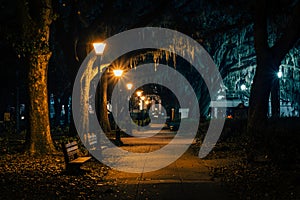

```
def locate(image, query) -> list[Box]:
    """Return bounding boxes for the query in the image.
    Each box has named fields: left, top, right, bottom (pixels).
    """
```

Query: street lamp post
left=136, top=91, right=142, bottom=127
left=126, top=83, right=133, bottom=113
left=126, top=83, right=133, bottom=134
left=93, top=43, right=106, bottom=81
left=93, top=42, right=106, bottom=75
left=16, top=70, right=20, bottom=134
left=93, top=42, right=106, bottom=149
left=113, top=69, right=124, bottom=145
left=140, top=96, right=146, bottom=126
left=240, top=84, right=246, bottom=104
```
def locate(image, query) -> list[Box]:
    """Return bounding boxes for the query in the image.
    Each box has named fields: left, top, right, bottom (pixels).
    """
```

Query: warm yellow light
left=145, top=100, right=149, bottom=105
left=136, top=91, right=142, bottom=97
left=126, top=83, right=133, bottom=90
left=141, top=96, right=145, bottom=101
left=93, top=42, right=106, bottom=55
left=113, top=69, right=123, bottom=77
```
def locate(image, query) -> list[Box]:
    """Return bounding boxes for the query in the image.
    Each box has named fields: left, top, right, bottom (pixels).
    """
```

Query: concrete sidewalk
left=101, top=124, right=237, bottom=200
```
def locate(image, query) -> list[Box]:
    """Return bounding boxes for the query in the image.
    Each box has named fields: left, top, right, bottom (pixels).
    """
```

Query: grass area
left=0, top=130, right=115, bottom=199
left=204, top=137, right=300, bottom=199
left=198, top=118, right=300, bottom=200
left=0, top=152, right=114, bottom=199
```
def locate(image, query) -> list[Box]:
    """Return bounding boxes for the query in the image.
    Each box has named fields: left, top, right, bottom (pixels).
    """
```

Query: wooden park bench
left=62, top=141, right=91, bottom=173
left=87, top=133, right=97, bottom=150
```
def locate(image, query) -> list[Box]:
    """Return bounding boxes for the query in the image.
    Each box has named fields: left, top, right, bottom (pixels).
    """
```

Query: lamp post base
left=115, top=129, right=123, bottom=146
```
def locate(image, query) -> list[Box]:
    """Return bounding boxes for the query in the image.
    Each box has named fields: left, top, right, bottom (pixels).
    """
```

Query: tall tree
left=248, top=0, right=300, bottom=134
left=15, top=0, right=56, bottom=154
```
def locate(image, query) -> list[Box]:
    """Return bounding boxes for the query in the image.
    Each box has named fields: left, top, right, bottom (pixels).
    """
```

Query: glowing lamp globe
left=241, top=84, right=246, bottom=91
left=113, top=69, right=123, bottom=77
left=93, top=43, right=106, bottom=55
left=126, top=83, right=133, bottom=90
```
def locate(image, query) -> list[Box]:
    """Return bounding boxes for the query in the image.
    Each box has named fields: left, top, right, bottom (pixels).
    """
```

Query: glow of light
left=126, top=83, right=133, bottom=90
left=113, top=69, right=123, bottom=77
left=136, top=91, right=142, bottom=97
left=217, top=95, right=225, bottom=100
left=277, top=71, right=283, bottom=78
left=93, top=42, right=106, bottom=55
left=241, top=84, right=246, bottom=91
left=21, top=116, right=25, bottom=120
left=141, top=96, right=146, bottom=101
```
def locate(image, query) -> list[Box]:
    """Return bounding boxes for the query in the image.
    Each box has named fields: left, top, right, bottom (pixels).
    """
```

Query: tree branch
left=128, top=0, right=171, bottom=29
left=254, top=0, right=269, bottom=56
left=271, top=1, right=300, bottom=61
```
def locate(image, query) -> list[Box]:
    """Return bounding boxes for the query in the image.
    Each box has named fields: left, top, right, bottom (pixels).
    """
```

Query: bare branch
left=271, top=1, right=300, bottom=61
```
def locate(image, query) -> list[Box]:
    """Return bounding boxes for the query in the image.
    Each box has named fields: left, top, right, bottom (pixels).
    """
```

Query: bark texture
left=28, top=53, right=56, bottom=154
left=17, top=0, right=56, bottom=155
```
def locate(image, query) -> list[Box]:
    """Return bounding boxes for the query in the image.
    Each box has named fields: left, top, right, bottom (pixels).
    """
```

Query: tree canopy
left=0, top=0, right=299, bottom=155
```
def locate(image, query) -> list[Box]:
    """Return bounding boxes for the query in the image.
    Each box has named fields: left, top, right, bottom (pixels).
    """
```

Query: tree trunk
left=247, top=0, right=271, bottom=135
left=248, top=0, right=300, bottom=134
left=99, top=71, right=111, bottom=133
left=247, top=0, right=300, bottom=161
left=27, top=53, right=56, bottom=155
left=248, top=52, right=275, bottom=134
left=271, top=78, right=280, bottom=118
left=16, top=0, right=57, bottom=155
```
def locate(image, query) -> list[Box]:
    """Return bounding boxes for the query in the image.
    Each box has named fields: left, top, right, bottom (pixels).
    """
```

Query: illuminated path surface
left=102, top=124, right=237, bottom=200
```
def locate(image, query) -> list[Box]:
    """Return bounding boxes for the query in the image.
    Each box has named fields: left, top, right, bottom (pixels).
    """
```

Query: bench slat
left=65, top=141, right=77, bottom=148
left=69, top=156, right=92, bottom=164
left=66, top=145, right=78, bottom=152
left=89, top=141, right=97, bottom=145
left=62, top=141, right=91, bottom=172
left=88, top=135, right=97, bottom=145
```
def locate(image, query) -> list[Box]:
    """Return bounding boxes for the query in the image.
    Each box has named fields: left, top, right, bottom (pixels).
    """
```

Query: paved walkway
left=101, top=124, right=237, bottom=200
